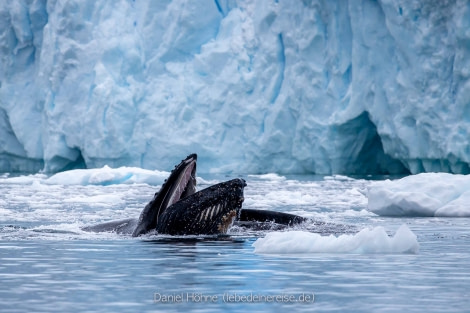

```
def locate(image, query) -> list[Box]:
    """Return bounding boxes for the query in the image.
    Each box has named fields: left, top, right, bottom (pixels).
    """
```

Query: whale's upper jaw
left=132, top=154, right=197, bottom=237
left=155, top=178, right=247, bottom=236
left=163, top=153, right=197, bottom=208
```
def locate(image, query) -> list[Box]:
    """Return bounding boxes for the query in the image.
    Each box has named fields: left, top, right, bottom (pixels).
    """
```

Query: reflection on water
left=0, top=175, right=469, bottom=312
left=1, top=224, right=470, bottom=313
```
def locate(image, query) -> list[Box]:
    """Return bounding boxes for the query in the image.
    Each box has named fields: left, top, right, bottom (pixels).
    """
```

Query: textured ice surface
left=45, top=165, right=168, bottom=185
left=252, top=224, right=419, bottom=254
left=1, top=0, right=470, bottom=174
left=0, top=167, right=373, bottom=240
left=367, top=173, right=470, bottom=217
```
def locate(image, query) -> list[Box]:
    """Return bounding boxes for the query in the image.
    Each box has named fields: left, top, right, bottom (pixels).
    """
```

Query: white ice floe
left=0, top=166, right=168, bottom=186
left=248, top=174, right=287, bottom=181
left=367, top=173, right=470, bottom=217
left=252, top=224, right=419, bottom=254
left=63, top=194, right=125, bottom=206
left=45, top=165, right=168, bottom=185
left=0, top=174, right=48, bottom=185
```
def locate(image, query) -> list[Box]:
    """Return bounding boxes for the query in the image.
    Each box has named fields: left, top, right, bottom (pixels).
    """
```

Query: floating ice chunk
left=0, top=174, right=48, bottom=185
left=435, top=190, right=470, bottom=217
left=248, top=173, right=287, bottom=181
left=252, top=224, right=419, bottom=254
left=367, top=173, right=470, bottom=217
left=324, top=175, right=355, bottom=181
left=64, top=194, right=124, bottom=206
left=45, top=166, right=168, bottom=186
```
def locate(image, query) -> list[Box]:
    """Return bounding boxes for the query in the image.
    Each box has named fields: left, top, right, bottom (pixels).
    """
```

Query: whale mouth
left=217, top=209, right=238, bottom=233
left=132, top=154, right=197, bottom=237
left=165, top=155, right=197, bottom=208
left=154, top=178, right=246, bottom=235
left=134, top=156, right=247, bottom=237
left=157, top=154, right=198, bottom=222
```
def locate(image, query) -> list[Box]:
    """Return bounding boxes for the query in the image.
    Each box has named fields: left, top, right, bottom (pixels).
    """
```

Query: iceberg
left=1, top=0, right=470, bottom=174
left=367, top=173, right=470, bottom=217
left=0, top=165, right=167, bottom=186
left=44, top=165, right=168, bottom=186
left=252, top=224, right=419, bottom=254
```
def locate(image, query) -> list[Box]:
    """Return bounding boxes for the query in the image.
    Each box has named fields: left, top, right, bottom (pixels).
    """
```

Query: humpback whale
left=83, top=154, right=306, bottom=236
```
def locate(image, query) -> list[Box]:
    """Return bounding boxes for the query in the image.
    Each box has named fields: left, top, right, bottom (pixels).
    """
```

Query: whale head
left=155, top=178, right=247, bottom=235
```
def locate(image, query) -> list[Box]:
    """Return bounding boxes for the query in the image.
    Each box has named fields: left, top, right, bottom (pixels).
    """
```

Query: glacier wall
left=1, top=0, right=470, bottom=174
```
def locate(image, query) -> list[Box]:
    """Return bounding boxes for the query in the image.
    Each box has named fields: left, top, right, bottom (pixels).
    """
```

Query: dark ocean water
left=0, top=174, right=469, bottom=312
